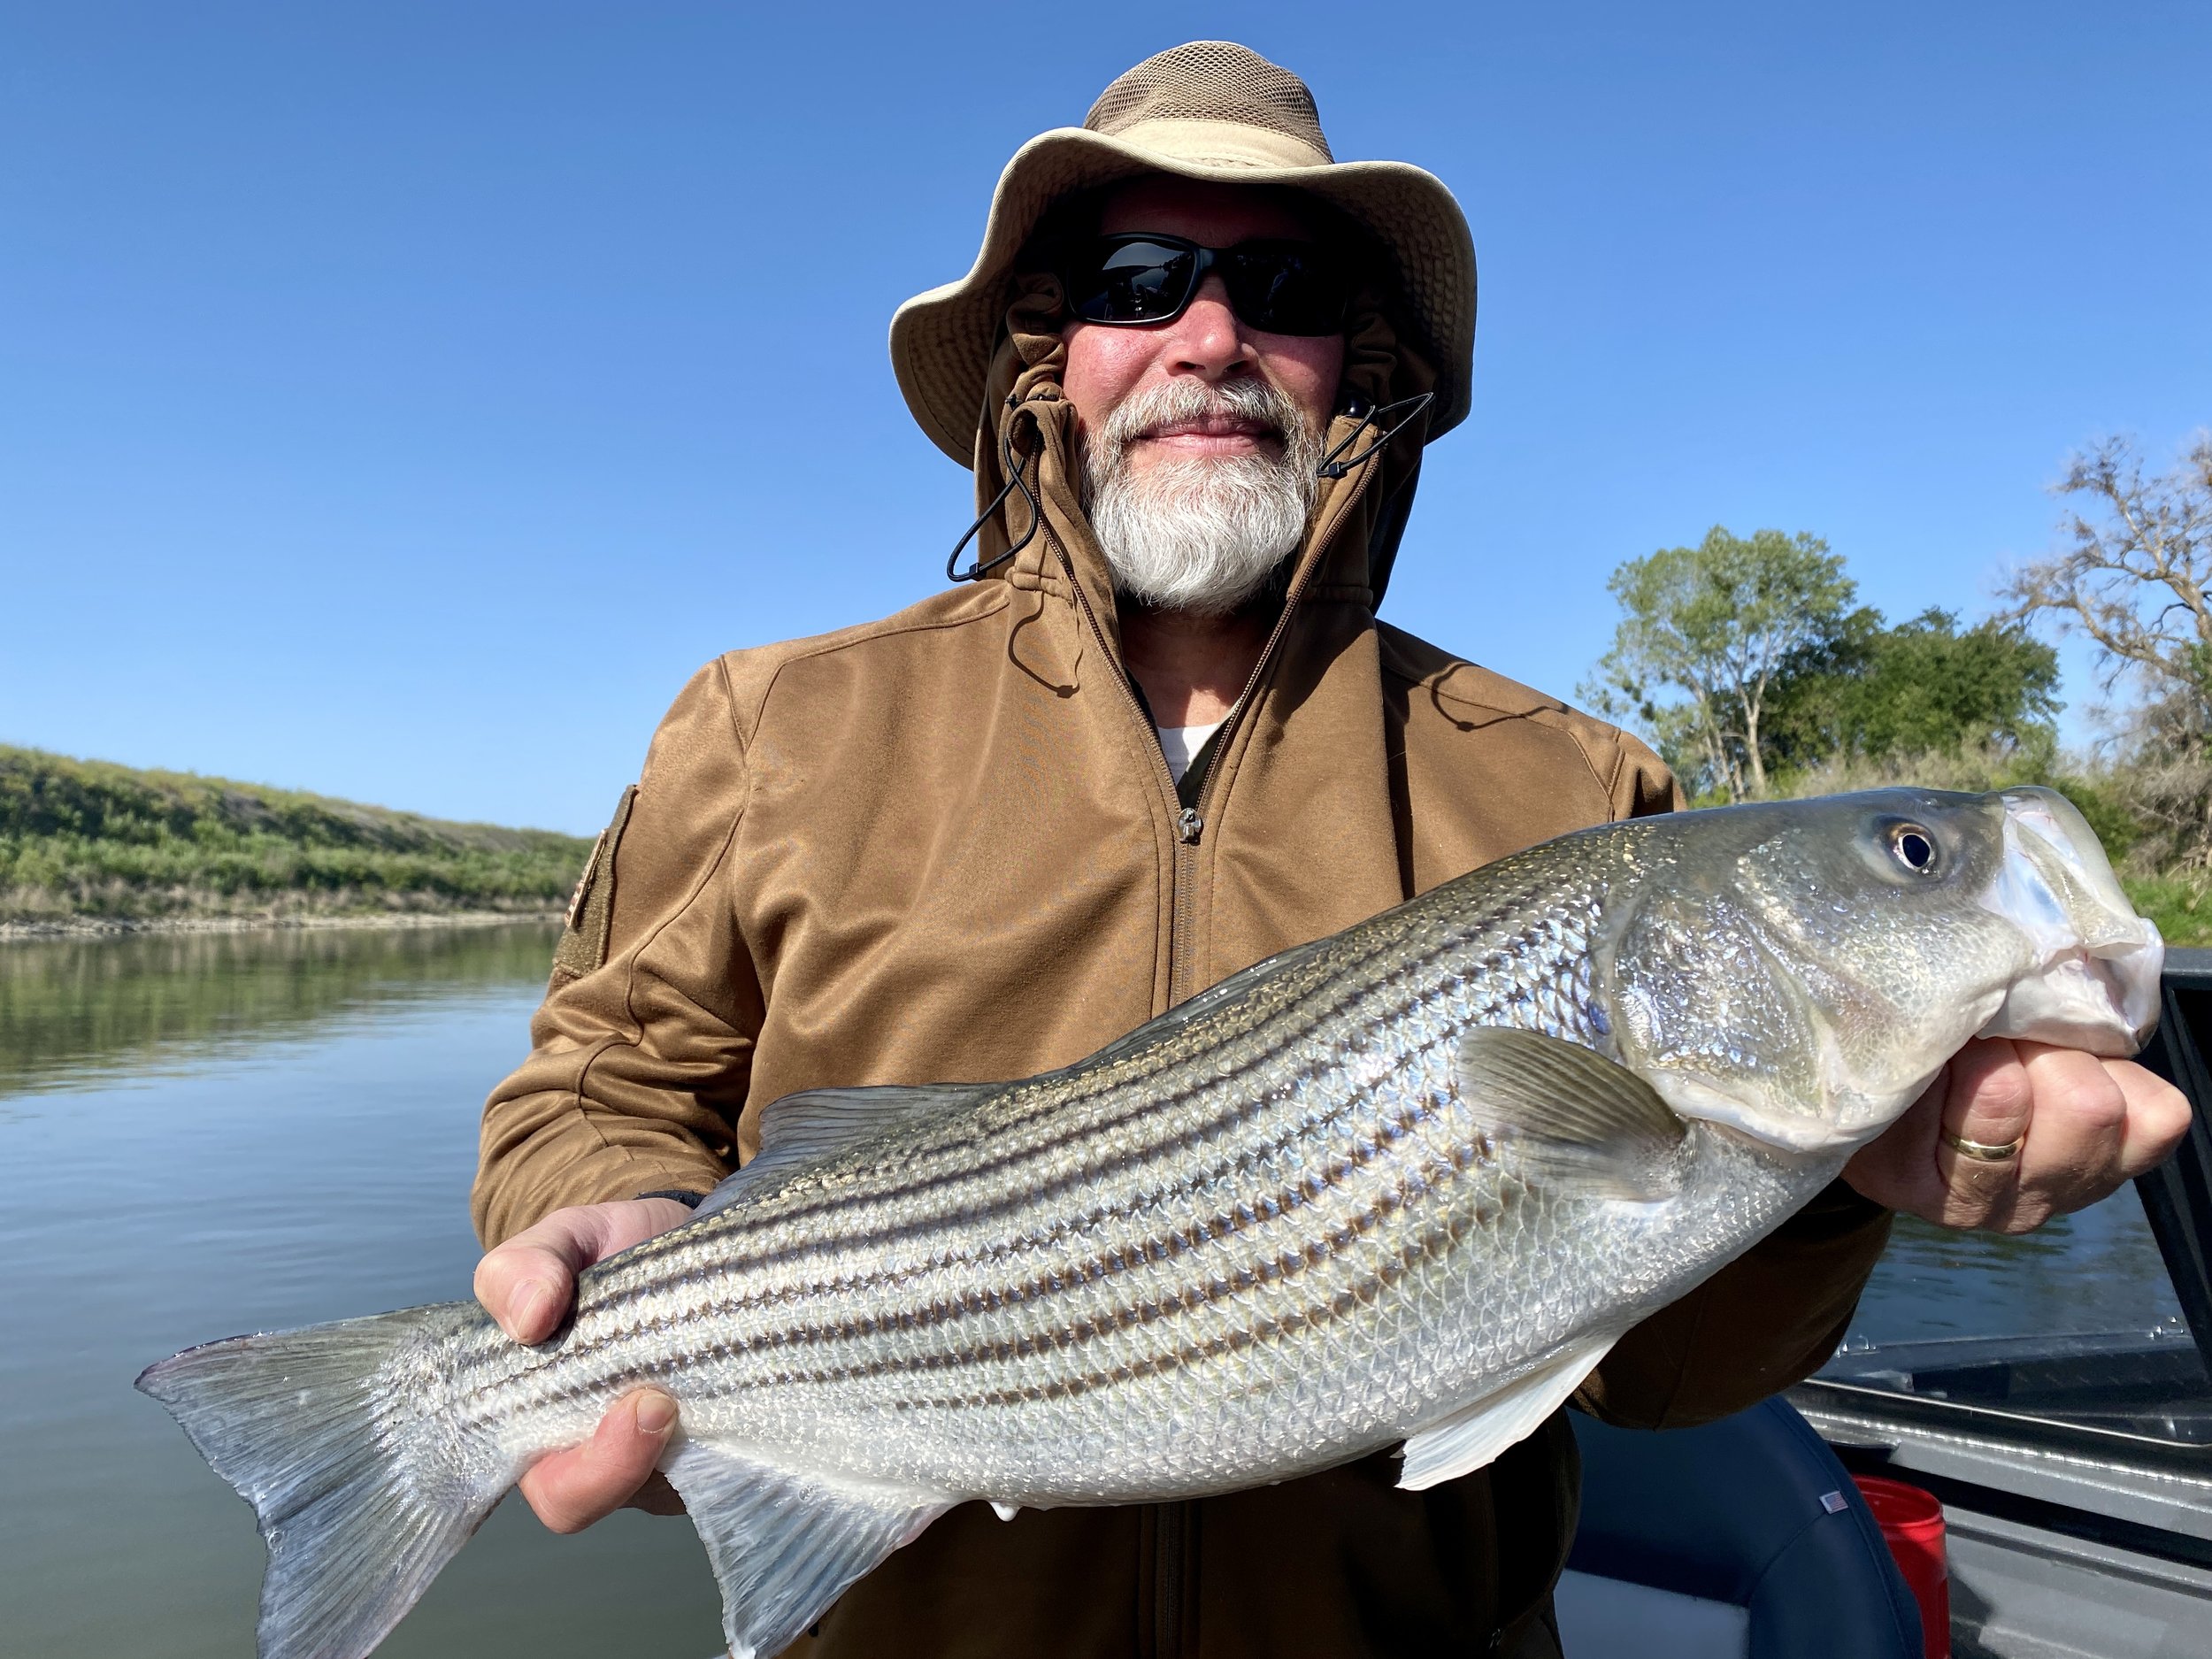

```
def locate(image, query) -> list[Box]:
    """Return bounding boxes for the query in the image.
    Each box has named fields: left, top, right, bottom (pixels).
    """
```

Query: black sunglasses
left=1059, top=233, right=1352, bottom=337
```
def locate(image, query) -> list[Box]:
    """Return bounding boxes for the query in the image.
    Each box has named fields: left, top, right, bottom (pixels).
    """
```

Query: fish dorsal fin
left=695, top=1082, right=995, bottom=1217
left=1397, top=1330, right=1617, bottom=1489
left=1454, top=1026, right=1688, bottom=1202
left=664, top=1438, right=953, bottom=1659
left=1087, top=933, right=1338, bottom=1069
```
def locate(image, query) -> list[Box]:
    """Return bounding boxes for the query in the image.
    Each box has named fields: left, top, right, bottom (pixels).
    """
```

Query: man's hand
left=473, top=1196, right=698, bottom=1532
left=1845, top=1038, right=2192, bottom=1233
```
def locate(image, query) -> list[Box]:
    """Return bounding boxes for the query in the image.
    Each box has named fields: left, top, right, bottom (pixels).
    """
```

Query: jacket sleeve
left=1577, top=725, right=1894, bottom=1426
left=1605, top=726, right=1686, bottom=820
left=472, top=660, right=761, bottom=1248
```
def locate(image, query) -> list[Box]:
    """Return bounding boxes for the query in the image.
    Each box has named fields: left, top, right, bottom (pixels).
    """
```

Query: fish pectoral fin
left=664, top=1439, right=954, bottom=1658
left=697, top=1083, right=998, bottom=1216
left=1396, top=1331, right=1617, bottom=1490
left=1454, top=1026, right=1688, bottom=1202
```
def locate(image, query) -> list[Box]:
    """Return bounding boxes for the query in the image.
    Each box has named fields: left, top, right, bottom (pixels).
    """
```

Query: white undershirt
left=1156, top=718, right=1225, bottom=785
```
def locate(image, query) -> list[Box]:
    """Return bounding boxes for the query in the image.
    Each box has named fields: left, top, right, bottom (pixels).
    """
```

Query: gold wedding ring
left=1941, top=1128, right=2026, bottom=1163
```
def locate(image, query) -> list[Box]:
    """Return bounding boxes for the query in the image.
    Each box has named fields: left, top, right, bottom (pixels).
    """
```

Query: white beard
left=1082, top=378, right=1325, bottom=618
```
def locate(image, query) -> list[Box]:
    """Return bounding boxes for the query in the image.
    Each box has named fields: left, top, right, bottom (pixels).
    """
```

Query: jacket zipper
left=1055, top=456, right=1377, bottom=1659
left=1056, top=459, right=1378, bottom=1010
left=1155, top=1500, right=1188, bottom=1659
left=1168, top=460, right=1378, bottom=1002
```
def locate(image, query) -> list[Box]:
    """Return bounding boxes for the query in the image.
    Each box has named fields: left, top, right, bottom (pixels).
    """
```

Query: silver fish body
left=139, top=787, right=2163, bottom=1659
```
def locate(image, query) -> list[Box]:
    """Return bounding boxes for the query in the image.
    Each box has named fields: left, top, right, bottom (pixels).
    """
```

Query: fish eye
left=1888, top=822, right=1939, bottom=875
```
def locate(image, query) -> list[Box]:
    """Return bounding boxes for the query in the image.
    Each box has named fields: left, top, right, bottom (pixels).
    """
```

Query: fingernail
left=511, top=1279, right=553, bottom=1339
left=634, top=1392, right=678, bottom=1436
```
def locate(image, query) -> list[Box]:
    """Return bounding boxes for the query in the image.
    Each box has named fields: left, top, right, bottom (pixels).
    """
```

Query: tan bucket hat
left=889, top=41, right=1478, bottom=465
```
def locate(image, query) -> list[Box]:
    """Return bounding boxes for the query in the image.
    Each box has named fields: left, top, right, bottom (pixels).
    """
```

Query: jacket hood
left=959, top=274, right=1440, bottom=620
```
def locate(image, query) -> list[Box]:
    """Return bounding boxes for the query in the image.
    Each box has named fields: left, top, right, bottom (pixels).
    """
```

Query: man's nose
left=1168, top=274, right=1256, bottom=378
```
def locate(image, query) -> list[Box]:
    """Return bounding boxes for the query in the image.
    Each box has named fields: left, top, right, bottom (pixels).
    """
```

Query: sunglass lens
left=1225, top=244, right=1348, bottom=335
left=1070, top=239, right=1195, bottom=324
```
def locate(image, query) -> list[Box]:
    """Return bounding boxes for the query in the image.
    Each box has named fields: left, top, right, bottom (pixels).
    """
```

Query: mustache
left=1094, top=376, right=1306, bottom=452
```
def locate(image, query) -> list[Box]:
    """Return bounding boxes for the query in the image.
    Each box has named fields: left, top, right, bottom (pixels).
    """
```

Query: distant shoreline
left=4, top=744, right=594, bottom=939
left=0, top=910, right=562, bottom=941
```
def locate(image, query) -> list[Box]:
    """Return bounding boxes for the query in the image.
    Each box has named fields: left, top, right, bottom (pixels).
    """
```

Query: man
left=472, top=43, right=2188, bottom=1658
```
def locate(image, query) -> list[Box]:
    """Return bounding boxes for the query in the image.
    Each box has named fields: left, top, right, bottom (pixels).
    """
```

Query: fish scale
left=137, top=787, right=2164, bottom=1659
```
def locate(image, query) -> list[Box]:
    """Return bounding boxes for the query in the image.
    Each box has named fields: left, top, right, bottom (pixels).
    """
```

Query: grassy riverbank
left=0, top=746, right=589, bottom=927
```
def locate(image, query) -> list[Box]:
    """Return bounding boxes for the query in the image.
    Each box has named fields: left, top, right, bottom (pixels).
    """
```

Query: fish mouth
left=1977, top=787, right=2162, bottom=1056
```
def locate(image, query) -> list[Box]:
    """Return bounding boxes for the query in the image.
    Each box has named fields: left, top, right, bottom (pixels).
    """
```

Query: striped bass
left=138, top=787, right=2162, bottom=1659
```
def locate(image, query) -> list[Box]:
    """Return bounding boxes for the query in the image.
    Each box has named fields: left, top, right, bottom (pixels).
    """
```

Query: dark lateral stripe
left=540, top=1088, right=1435, bottom=1379
left=488, top=1092, right=1497, bottom=1414
left=745, top=1156, right=1492, bottom=1411
left=633, top=938, right=1566, bottom=1310
left=748, top=905, right=1553, bottom=1225
left=454, top=912, right=1595, bottom=1414
left=453, top=1074, right=1395, bottom=1403
left=728, top=909, right=1589, bottom=1260
left=729, top=946, right=1444, bottom=1225
left=454, top=946, right=1584, bottom=1409
left=580, top=935, right=1525, bottom=1320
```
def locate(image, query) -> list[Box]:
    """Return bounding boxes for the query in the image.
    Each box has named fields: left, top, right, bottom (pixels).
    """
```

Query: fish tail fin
left=137, top=1302, right=500, bottom=1659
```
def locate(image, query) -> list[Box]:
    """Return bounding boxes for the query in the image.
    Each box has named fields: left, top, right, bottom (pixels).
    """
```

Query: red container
left=1855, top=1475, right=1950, bottom=1659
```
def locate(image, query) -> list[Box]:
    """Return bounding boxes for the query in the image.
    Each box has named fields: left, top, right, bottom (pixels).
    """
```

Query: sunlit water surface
left=0, top=926, right=2185, bottom=1656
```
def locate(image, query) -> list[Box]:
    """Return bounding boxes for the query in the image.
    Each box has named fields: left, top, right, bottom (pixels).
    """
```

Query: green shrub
left=2121, top=877, right=2212, bottom=948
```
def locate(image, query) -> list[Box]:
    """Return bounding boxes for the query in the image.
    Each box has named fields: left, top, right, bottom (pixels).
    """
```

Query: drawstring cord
left=1317, top=391, right=1433, bottom=480
left=946, top=403, right=1045, bottom=584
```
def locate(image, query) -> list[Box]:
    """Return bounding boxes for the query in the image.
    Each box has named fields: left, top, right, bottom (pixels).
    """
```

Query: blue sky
left=4, top=2, right=2207, bottom=833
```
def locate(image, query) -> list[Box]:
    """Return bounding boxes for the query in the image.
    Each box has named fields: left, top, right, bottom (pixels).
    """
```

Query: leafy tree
left=2001, top=432, right=2212, bottom=746
left=1585, top=526, right=1855, bottom=800
left=1764, top=609, right=2061, bottom=772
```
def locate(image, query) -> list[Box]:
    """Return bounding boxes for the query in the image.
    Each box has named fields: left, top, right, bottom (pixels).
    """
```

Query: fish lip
left=1977, top=935, right=2163, bottom=1055
left=1979, top=790, right=2164, bottom=1054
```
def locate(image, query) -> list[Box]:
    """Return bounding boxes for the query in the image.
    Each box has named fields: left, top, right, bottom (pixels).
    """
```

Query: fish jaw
left=1977, top=787, right=2162, bottom=1056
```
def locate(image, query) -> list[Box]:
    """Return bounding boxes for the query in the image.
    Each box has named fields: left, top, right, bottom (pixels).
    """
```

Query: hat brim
left=889, top=126, right=1478, bottom=465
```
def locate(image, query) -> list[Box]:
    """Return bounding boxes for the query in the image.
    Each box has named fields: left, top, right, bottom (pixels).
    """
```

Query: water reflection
left=1851, top=1186, right=2186, bottom=1345
left=0, top=923, right=560, bottom=1096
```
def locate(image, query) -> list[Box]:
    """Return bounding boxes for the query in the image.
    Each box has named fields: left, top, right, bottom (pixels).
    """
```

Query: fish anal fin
left=664, top=1439, right=952, bottom=1659
left=1454, top=1026, right=1687, bottom=1202
left=696, top=1083, right=995, bottom=1217
left=1398, top=1331, right=1617, bottom=1490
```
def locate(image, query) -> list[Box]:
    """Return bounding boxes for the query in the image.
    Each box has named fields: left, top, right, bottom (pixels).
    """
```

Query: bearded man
left=470, top=42, right=2189, bottom=1659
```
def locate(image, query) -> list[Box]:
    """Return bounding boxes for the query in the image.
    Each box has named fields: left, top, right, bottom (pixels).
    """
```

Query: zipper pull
left=1176, top=807, right=1204, bottom=845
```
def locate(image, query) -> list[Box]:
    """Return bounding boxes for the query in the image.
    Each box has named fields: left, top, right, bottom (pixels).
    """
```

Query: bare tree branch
left=2002, top=432, right=2212, bottom=733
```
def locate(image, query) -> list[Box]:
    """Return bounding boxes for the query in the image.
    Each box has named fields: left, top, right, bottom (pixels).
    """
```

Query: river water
left=0, top=924, right=2186, bottom=1656
left=0, top=925, right=723, bottom=1659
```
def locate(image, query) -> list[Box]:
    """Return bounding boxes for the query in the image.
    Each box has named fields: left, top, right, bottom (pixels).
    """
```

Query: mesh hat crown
left=889, top=42, right=1477, bottom=464
left=1086, top=42, right=1332, bottom=160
